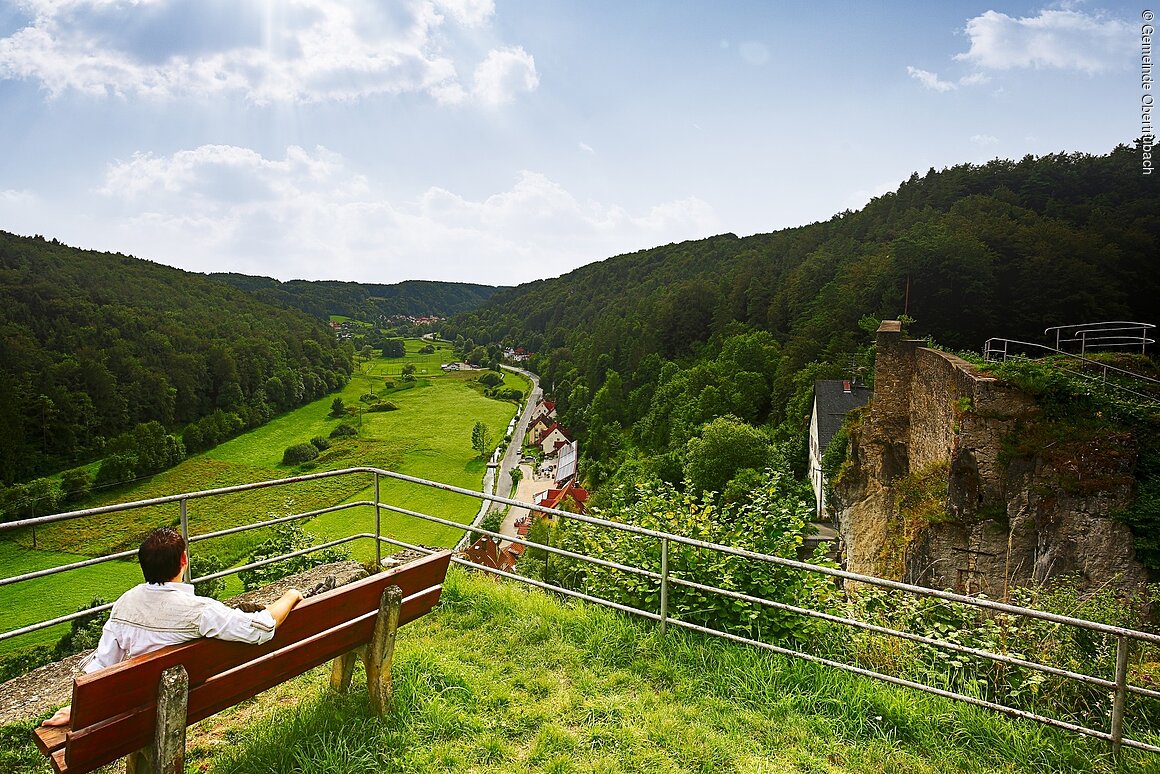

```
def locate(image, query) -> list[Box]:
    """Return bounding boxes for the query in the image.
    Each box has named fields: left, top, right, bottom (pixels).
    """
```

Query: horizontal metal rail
left=982, top=338, right=1160, bottom=405
left=3, top=466, right=1159, bottom=755
left=1045, top=321, right=1155, bottom=355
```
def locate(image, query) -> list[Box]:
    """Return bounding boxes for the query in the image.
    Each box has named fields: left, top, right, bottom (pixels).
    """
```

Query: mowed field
left=0, top=339, right=529, bottom=655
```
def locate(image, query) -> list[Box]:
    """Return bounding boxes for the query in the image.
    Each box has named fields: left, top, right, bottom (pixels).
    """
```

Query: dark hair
left=139, top=527, right=186, bottom=584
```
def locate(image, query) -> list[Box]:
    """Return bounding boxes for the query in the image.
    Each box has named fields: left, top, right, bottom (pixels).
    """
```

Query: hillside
left=211, top=275, right=505, bottom=321
left=450, top=144, right=1155, bottom=365
left=2, top=568, right=1145, bottom=773
left=442, top=144, right=1159, bottom=490
left=0, top=231, right=351, bottom=486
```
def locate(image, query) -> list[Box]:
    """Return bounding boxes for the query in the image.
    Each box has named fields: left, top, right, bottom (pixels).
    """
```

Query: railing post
left=659, top=537, right=670, bottom=636
left=179, top=499, right=190, bottom=583
left=1111, top=634, right=1130, bottom=758
left=374, top=472, right=382, bottom=568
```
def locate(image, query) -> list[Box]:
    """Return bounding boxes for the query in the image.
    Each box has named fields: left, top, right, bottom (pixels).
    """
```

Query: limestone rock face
left=833, top=323, right=1149, bottom=598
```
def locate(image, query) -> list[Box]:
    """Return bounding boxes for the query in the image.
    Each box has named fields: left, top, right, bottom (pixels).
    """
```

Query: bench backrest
left=43, top=549, right=451, bottom=774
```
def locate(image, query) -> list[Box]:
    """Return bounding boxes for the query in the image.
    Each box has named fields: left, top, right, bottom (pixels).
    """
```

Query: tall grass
left=184, top=571, right=1159, bottom=772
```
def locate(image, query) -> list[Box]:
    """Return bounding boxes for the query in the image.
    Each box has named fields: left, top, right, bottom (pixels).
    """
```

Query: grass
left=5, top=568, right=1150, bottom=774
left=0, top=541, right=139, bottom=652
left=0, top=341, right=521, bottom=654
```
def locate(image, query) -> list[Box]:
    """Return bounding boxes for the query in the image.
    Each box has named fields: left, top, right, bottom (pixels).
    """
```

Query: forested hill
left=211, top=275, right=504, bottom=321
left=444, top=143, right=1159, bottom=489
left=450, top=144, right=1155, bottom=365
left=0, top=232, right=351, bottom=485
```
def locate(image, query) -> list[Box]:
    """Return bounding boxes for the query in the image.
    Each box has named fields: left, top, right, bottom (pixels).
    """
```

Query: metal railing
left=1044, top=322, right=1155, bottom=355
left=983, top=337, right=1160, bottom=405
left=2, top=467, right=1159, bottom=757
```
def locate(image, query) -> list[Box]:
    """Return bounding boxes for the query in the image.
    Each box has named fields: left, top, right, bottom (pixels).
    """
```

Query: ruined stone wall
left=835, top=321, right=1149, bottom=597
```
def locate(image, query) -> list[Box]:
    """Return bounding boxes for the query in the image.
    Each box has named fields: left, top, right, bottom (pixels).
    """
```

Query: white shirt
left=82, top=582, right=276, bottom=674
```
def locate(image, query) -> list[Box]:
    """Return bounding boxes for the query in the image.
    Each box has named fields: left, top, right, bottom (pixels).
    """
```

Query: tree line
left=444, top=144, right=1159, bottom=500
left=0, top=232, right=353, bottom=501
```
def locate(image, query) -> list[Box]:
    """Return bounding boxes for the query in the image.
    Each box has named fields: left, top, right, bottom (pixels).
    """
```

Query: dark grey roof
left=813, top=380, right=872, bottom=451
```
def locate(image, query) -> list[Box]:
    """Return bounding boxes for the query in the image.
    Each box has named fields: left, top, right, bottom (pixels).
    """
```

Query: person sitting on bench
left=41, top=526, right=303, bottom=727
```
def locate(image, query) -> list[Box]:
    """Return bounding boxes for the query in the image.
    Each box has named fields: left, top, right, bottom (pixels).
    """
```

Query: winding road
left=455, top=364, right=541, bottom=551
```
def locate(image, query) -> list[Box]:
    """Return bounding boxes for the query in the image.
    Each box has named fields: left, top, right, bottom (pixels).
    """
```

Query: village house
left=532, top=479, right=589, bottom=521
left=808, top=379, right=871, bottom=519
left=536, top=423, right=572, bottom=456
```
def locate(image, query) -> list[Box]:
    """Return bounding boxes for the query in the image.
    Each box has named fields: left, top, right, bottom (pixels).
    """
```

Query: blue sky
left=0, top=1, right=1146, bottom=286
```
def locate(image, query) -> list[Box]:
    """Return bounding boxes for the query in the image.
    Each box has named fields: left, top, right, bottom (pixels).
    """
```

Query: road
left=454, top=364, right=542, bottom=551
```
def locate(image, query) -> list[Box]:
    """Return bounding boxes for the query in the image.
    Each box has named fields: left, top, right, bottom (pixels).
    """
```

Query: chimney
left=843, top=380, right=851, bottom=393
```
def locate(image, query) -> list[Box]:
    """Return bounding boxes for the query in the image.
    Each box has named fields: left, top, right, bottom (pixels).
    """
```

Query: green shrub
left=237, top=523, right=351, bottom=591
left=53, top=597, right=109, bottom=660
left=310, top=436, right=331, bottom=451
left=493, top=387, right=523, bottom=402
left=60, top=468, right=92, bottom=503
left=282, top=443, right=319, bottom=465
left=367, top=401, right=398, bottom=412
left=469, top=510, right=506, bottom=544
left=329, top=423, right=358, bottom=439
left=190, top=552, right=228, bottom=599
left=479, top=371, right=504, bottom=388
left=95, top=453, right=137, bottom=488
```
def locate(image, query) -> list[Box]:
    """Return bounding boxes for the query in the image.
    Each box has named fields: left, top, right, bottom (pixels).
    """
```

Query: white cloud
left=970, top=133, right=1000, bottom=146
left=471, top=46, right=538, bottom=107
left=95, top=145, right=719, bottom=284
left=0, top=0, right=538, bottom=105
left=954, top=9, right=1133, bottom=73
left=907, top=66, right=957, bottom=92
left=578, top=142, right=595, bottom=155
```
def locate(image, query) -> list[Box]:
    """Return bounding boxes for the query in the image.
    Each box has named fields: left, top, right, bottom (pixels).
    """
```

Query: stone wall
left=835, top=321, right=1149, bottom=597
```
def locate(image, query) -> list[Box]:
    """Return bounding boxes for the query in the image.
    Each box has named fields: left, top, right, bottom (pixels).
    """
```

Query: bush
left=469, top=510, right=506, bottom=544
left=329, top=397, right=346, bottom=417
left=95, top=453, right=138, bottom=488
left=60, top=468, right=92, bottom=503
left=493, top=387, right=523, bottom=402
left=237, top=523, right=351, bottom=591
left=367, top=401, right=398, bottom=412
left=329, top=423, right=358, bottom=439
left=479, top=371, right=504, bottom=388
left=53, top=597, right=109, bottom=660
left=359, top=393, right=379, bottom=404
left=190, top=552, right=228, bottom=599
left=310, top=436, right=331, bottom=451
left=282, top=443, right=319, bottom=465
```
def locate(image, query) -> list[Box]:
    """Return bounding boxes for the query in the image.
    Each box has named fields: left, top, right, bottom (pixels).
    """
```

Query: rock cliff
left=833, top=321, right=1149, bottom=597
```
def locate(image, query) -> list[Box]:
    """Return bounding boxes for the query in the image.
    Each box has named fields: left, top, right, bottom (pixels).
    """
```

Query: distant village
left=463, top=396, right=588, bottom=574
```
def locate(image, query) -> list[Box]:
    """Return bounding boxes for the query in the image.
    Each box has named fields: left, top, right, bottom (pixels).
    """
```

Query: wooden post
left=330, top=648, right=360, bottom=693
left=125, top=665, right=188, bottom=774
left=364, top=585, right=403, bottom=715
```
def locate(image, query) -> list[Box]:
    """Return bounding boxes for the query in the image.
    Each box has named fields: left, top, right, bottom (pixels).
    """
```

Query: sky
left=0, top=1, right=1148, bottom=286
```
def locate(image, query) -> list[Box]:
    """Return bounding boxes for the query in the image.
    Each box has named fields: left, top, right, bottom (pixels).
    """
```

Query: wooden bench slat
left=49, top=747, right=67, bottom=774
left=71, top=550, right=451, bottom=728
left=64, top=585, right=443, bottom=774
left=32, top=724, right=67, bottom=756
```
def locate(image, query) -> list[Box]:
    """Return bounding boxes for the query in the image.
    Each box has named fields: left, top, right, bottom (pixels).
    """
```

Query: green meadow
left=0, top=340, right=528, bottom=655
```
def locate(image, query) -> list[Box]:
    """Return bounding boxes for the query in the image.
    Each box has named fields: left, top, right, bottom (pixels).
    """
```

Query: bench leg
left=330, top=647, right=361, bottom=693
left=125, top=665, right=188, bottom=774
left=363, top=584, right=403, bottom=715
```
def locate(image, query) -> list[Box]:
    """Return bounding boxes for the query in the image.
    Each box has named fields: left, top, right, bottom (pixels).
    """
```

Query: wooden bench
left=33, top=549, right=452, bottom=774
